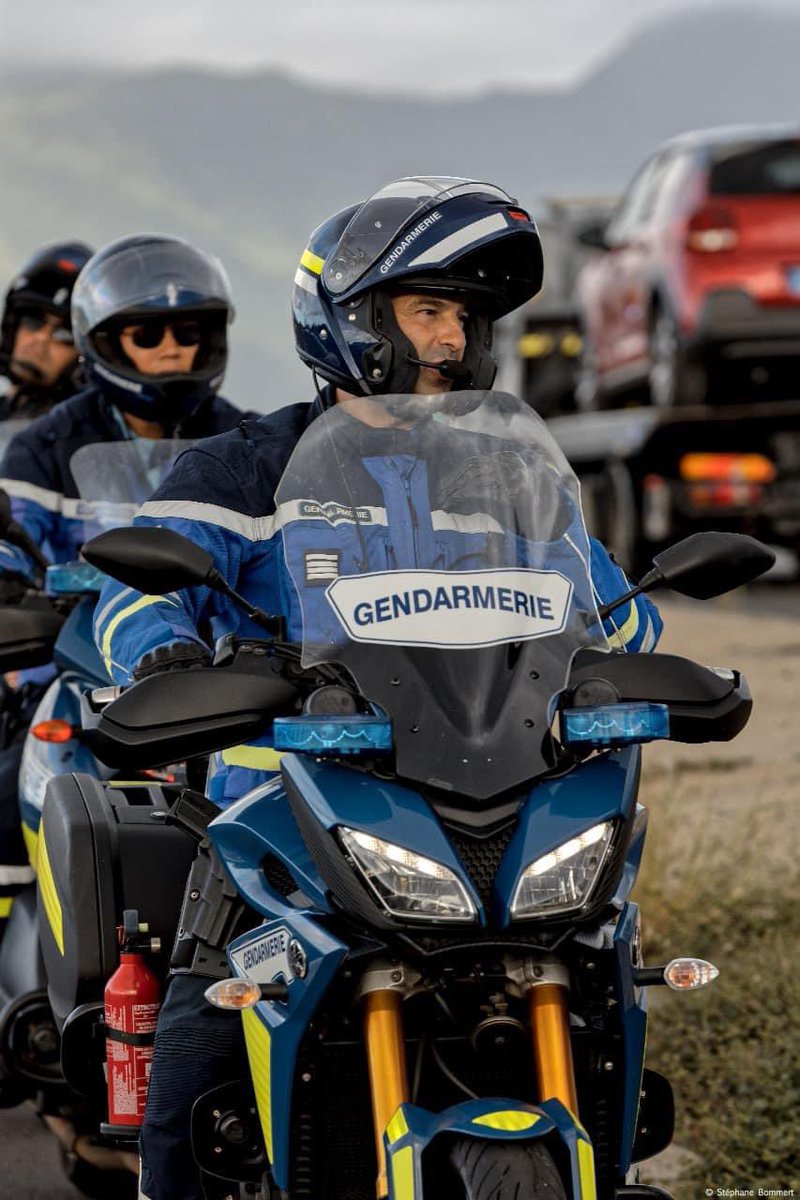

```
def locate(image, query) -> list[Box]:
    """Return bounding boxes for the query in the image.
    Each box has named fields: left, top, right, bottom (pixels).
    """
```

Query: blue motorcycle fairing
left=18, top=672, right=106, bottom=843
left=209, top=777, right=332, bottom=918
left=227, top=914, right=349, bottom=1189
left=52, top=595, right=110, bottom=685
left=612, top=803, right=648, bottom=909
left=495, top=746, right=641, bottom=926
left=612, top=900, right=648, bottom=1177
left=383, top=1097, right=597, bottom=1200
left=280, top=754, right=486, bottom=923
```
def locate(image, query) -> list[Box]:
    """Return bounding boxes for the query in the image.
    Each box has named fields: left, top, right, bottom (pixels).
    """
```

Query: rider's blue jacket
left=0, top=387, right=246, bottom=580
left=95, top=388, right=663, bottom=803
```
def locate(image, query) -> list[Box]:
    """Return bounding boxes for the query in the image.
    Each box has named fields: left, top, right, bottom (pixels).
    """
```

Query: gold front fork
left=363, top=988, right=410, bottom=1199
left=528, top=981, right=580, bottom=1116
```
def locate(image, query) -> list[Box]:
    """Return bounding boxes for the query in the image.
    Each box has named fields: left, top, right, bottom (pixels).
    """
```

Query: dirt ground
left=634, top=593, right=800, bottom=1192
left=636, top=594, right=800, bottom=885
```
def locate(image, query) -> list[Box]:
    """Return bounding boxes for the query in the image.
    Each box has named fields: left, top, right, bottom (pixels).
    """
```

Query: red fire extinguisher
left=102, top=909, right=162, bottom=1136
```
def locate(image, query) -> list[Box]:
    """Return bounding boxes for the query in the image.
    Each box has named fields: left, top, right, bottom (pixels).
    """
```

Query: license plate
left=786, top=265, right=800, bottom=294
left=230, top=926, right=296, bottom=985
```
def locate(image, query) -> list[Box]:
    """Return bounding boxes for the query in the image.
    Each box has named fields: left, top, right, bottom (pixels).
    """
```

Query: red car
left=575, top=125, right=800, bottom=409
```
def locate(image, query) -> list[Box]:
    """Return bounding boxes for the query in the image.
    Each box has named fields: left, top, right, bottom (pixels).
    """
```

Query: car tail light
left=680, top=453, right=775, bottom=483
left=685, top=207, right=738, bottom=252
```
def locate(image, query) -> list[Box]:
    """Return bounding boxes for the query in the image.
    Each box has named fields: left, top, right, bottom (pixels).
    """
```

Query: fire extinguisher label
left=106, top=1001, right=161, bottom=1122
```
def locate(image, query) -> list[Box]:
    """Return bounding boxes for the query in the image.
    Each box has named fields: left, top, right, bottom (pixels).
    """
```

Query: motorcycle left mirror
left=82, top=527, right=223, bottom=595
left=639, top=531, right=775, bottom=600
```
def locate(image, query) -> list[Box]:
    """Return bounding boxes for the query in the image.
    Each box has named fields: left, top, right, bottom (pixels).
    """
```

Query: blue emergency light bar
left=46, top=562, right=106, bottom=595
left=273, top=715, right=393, bottom=756
left=561, top=702, right=670, bottom=748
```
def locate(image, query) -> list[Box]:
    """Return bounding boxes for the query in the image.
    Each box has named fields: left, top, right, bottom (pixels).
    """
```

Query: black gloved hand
left=133, top=641, right=212, bottom=681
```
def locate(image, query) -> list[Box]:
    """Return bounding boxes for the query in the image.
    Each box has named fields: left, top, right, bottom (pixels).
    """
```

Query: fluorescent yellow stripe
left=300, top=248, right=324, bottom=276
left=101, top=593, right=171, bottom=673
left=37, top=828, right=64, bottom=955
left=473, top=1111, right=540, bottom=1131
left=389, top=1145, right=415, bottom=1200
left=577, top=1138, right=597, bottom=1200
left=607, top=600, right=639, bottom=650
left=387, top=1107, right=409, bottom=1145
left=241, top=1009, right=273, bottom=1162
left=221, top=745, right=284, bottom=771
left=0, top=897, right=13, bottom=918
left=22, top=822, right=39, bottom=871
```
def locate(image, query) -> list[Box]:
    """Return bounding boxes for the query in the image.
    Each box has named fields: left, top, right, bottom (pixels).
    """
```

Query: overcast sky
left=0, top=0, right=784, bottom=93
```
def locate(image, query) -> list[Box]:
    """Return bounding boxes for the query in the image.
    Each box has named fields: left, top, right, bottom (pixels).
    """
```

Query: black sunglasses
left=122, top=319, right=204, bottom=349
left=18, top=312, right=74, bottom=346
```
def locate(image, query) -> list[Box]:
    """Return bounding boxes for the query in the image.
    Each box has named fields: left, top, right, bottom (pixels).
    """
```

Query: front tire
left=449, top=1137, right=568, bottom=1200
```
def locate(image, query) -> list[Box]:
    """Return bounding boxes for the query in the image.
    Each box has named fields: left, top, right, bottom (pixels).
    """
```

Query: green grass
left=634, top=866, right=800, bottom=1196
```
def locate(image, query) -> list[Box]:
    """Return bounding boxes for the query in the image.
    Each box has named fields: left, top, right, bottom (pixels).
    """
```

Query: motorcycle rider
left=0, top=241, right=93, bottom=421
left=93, top=178, right=663, bottom=1200
left=0, top=233, right=249, bottom=940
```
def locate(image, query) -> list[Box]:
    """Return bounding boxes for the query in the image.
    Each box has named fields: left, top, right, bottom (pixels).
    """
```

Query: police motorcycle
left=57, top=390, right=771, bottom=1200
left=0, top=439, right=197, bottom=1198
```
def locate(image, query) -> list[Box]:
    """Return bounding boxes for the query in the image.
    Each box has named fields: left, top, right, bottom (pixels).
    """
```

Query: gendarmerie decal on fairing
left=231, top=926, right=302, bottom=986
left=326, top=568, right=573, bottom=648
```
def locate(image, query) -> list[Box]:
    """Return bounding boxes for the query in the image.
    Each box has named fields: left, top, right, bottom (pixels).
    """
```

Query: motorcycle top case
left=37, top=772, right=197, bottom=1029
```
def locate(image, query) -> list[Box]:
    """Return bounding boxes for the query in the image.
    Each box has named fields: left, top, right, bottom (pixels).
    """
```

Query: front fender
left=384, top=1098, right=596, bottom=1200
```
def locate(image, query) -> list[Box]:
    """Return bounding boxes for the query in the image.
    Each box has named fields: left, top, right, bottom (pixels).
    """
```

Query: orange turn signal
left=664, top=957, right=719, bottom=991
left=31, top=719, right=75, bottom=744
left=205, top=979, right=262, bottom=1010
left=680, top=453, right=775, bottom=484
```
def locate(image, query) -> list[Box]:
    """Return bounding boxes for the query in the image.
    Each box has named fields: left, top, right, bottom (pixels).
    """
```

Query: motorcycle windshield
left=277, top=391, right=610, bottom=800
left=69, top=439, right=195, bottom=539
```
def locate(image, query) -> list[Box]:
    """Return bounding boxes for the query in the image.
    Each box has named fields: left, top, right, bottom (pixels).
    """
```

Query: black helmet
left=0, top=240, right=93, bottom=381
left=72, top=234, right=234, bottom=425
left=292, top=177, right=544, bottom=394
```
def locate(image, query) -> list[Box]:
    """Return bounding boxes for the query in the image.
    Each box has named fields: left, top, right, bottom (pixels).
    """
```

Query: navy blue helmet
left=1, top=240, right=93, bottom=380
left=292, top=177, right=544, bottom=395
left=71, top=234, right=234, bottom=424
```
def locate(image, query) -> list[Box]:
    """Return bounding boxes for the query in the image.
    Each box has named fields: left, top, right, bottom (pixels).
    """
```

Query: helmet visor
left=322, top=178, right=516, bottom=297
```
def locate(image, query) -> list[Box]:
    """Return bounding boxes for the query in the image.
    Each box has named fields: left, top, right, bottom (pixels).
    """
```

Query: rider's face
left=119, top=320, right=201, bottom=376
left=12, top=310, right=77, bottom=388
left=390, top=293, right=468, bottom=395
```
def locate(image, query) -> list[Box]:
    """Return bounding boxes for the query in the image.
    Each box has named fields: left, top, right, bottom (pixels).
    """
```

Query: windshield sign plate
left=230, top=925, right=296, bottom=985
left=327, top=568, right=573, bottom=648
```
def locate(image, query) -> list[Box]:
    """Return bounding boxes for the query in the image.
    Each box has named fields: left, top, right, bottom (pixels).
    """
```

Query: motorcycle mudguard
left=382, top=1098, right=597, bottom=1200
left=227, top=914, right=348, bottom=1190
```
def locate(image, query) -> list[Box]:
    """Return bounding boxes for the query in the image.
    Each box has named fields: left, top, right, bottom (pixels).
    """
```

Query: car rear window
left=709, top=140, right=800, bottom=194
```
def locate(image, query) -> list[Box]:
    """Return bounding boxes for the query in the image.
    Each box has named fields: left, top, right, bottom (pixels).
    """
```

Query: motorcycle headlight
left=339, top=827, right=478, bottom=924
left=510, top=821, right=614, bottom=919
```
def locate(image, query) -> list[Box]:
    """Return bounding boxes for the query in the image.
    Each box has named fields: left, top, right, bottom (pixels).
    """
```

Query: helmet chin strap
left=405, top=355, right=474, bottom=386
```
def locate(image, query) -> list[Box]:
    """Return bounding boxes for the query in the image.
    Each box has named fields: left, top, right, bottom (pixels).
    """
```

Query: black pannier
left=37, top=773, right=197, bottom=1029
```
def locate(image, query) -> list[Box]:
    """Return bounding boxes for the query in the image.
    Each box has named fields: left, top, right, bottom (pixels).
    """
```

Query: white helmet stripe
left=406, top=212, right=509, bottom=269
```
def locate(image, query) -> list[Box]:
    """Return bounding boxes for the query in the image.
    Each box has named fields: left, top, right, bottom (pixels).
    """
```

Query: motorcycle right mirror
left=639, top=532, right=776, bottom=600
left=82, top=527, right=223, bottom=595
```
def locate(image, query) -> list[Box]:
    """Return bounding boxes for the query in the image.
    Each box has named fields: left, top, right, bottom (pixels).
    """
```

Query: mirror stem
left=597, top=584, right=644, bottom=622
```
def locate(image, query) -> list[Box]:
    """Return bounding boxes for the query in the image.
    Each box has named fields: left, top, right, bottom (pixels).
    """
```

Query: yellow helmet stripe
left=300, top=249, right=325, bottom=276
